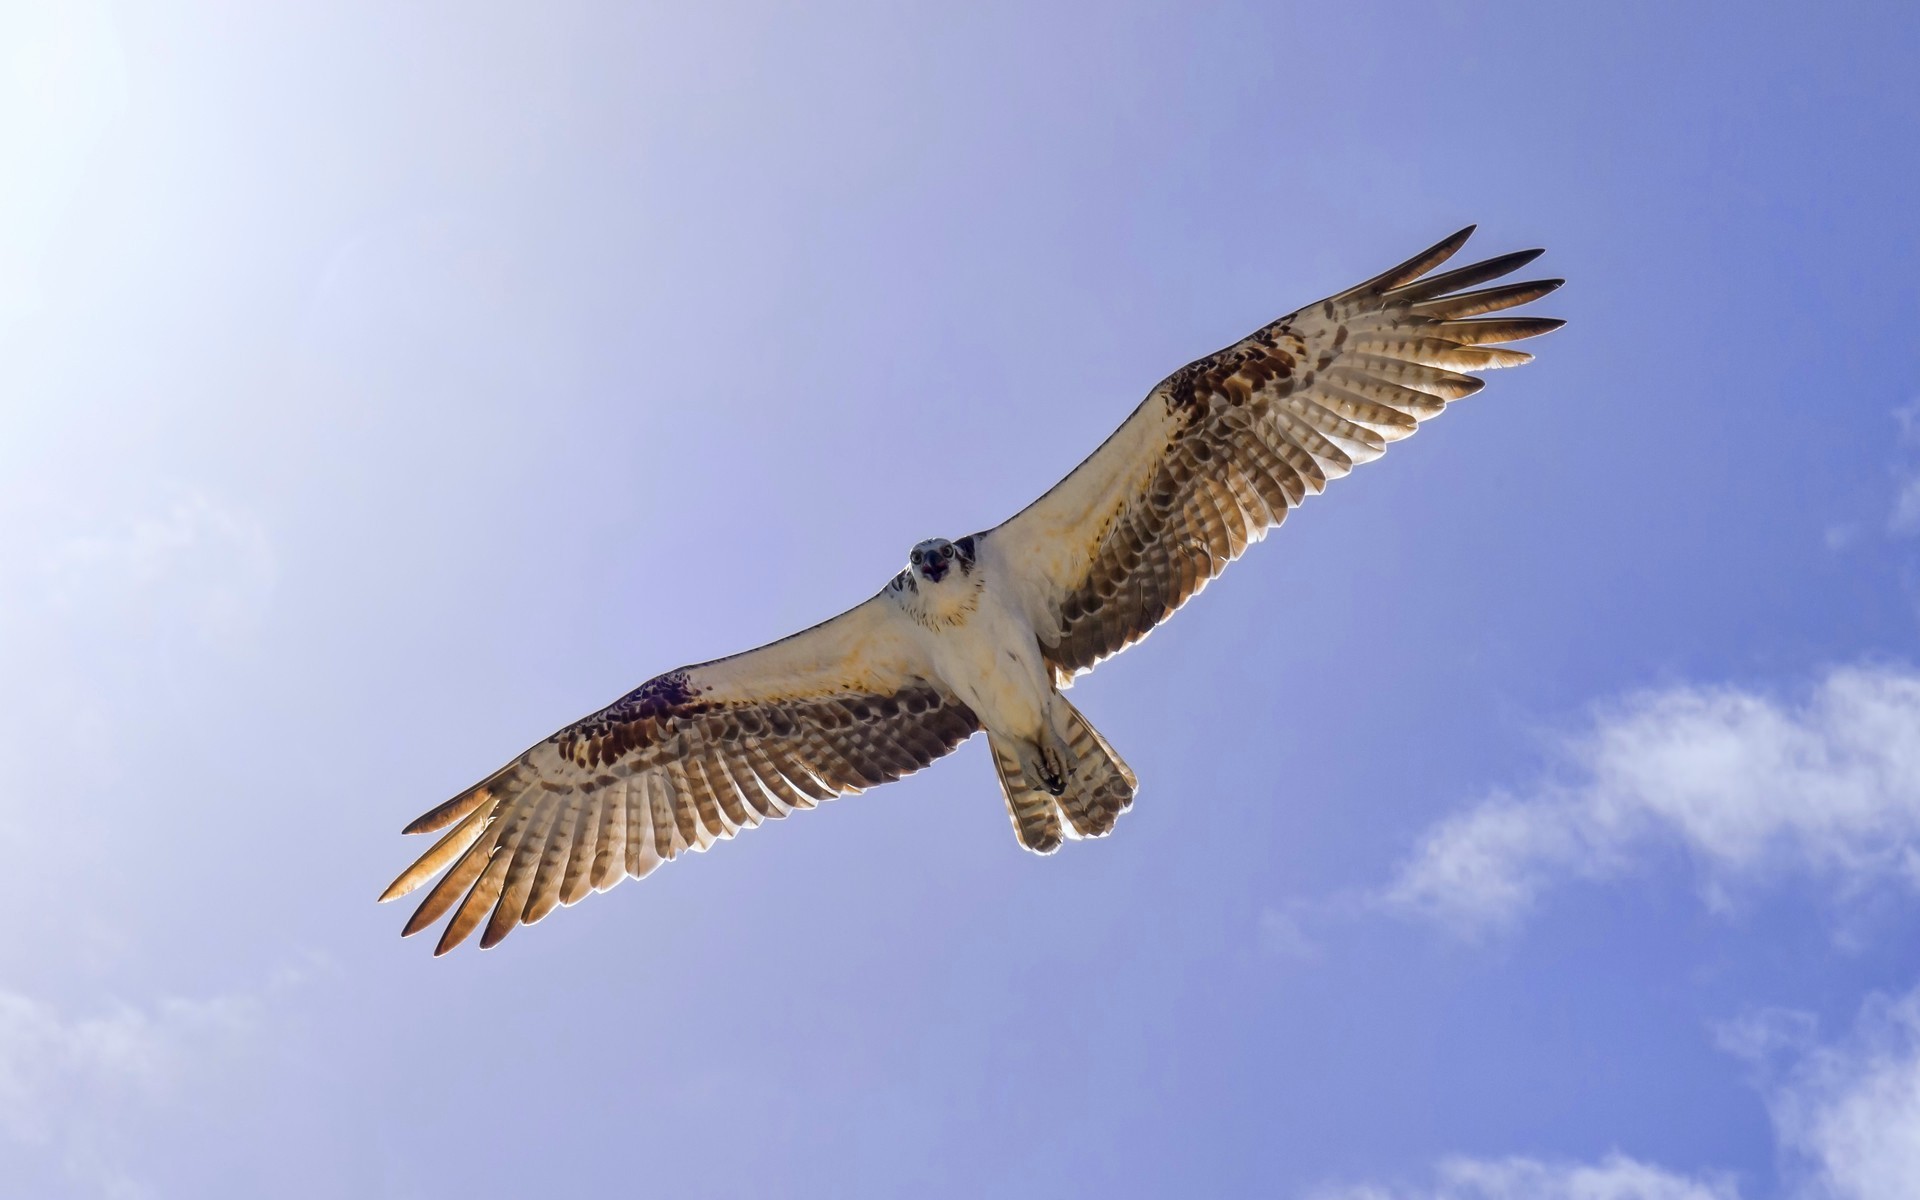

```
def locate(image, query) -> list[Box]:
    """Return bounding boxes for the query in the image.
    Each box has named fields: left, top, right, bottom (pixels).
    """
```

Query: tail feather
left=988, top=699, right=1137, bottom=854
left=1055, top=702, right=1137, bottom=839
left=990, top=735, right=1064, bottom=853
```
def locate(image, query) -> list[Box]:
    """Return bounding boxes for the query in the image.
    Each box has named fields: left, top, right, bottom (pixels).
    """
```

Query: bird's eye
left=911, top=550, right=922, bottom=564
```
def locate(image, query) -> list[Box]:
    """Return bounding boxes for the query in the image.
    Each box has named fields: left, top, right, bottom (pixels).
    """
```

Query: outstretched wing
left=987, top=227, right=1563, bottom=679
left=380, top=591, right=977, bottom=954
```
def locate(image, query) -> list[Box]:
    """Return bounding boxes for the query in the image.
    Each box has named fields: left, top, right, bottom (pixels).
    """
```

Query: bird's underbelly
left=926, top=601, right=1054, bottom=739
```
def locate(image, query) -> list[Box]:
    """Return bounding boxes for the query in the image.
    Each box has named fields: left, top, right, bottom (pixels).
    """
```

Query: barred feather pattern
left=1016, top=227, right=1563, bottom=677
left=988, top=697, right=1137, bottom=854
left=382, top=675, right=978, bottom=954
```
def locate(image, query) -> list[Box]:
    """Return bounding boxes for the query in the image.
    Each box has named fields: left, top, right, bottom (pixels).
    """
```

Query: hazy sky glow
left=4, top=3, right=1919, bottom=1196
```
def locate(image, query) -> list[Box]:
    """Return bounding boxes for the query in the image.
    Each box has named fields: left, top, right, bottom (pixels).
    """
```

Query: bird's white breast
left=908, top=563, right=1054, bottom=741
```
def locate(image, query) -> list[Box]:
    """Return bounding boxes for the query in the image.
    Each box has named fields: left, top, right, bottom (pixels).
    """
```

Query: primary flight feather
left=381, top=226, right=1563, bottom=954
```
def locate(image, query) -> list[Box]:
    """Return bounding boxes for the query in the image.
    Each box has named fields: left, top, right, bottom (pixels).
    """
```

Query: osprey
left=382, top=227, right=1563, bottom=954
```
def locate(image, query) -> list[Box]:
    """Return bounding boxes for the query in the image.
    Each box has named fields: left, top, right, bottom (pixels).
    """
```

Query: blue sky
left=3, top=2, right=1918, bottom=1196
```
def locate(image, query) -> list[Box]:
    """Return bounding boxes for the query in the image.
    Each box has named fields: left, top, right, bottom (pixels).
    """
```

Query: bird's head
left=910, top=537, right=957, bottom=584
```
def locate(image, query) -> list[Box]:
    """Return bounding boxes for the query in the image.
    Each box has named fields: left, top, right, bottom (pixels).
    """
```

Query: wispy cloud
left=1887, top=483, right=1920, bottom=539
left=41, top=491, right=275, bottom=643
left=0, top=487, right=277, bottom=820
left=1377, top=665, right=1920, bottom=936
left=1719, top=984, right=1920, bottom=1200
left=1314, top=979, right=1920, bottom=1200
left=0, top=959, right=320, bottom=1198
left=1307, top=1154, right=1737, bottom=1200
left=1888, top=400, right=1920, bottom=538
left=1257, top=905, right=1323, bottom=962
left=0, top=988, right=260, bottom=1141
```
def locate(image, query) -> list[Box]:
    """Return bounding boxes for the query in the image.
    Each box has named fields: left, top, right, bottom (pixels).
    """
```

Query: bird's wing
left=380, top=589, right=976, bottom=954
left=986, top=227, right=1562, bottom=679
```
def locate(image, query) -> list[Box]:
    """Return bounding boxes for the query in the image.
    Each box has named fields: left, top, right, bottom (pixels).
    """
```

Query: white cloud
left=0, top=988, right=260, bottom=1145
left=1721, top=984, right=1920, bottom=1200
left=1314, top=980, right=1920, bottom=1200
left=1379, top=665, right=1920, bottom=935
left=1307, top=1154, right=1737, bottom=1200
left=0, top=959, right=321, bottom=1198
left=42, top=491, right=275, bottom=643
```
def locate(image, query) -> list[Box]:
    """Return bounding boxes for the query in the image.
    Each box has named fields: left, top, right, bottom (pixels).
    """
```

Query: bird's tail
left=988, top=698, right=1137, bottom=854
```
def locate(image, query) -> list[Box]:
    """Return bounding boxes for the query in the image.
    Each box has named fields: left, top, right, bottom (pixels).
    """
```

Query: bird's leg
left=1014, top=734, right=1070, bottom=797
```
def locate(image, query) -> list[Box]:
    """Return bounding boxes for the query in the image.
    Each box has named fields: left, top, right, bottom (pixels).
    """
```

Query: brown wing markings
left=660, top=756, right=712, bottom=851
left=589, top=781, right=627, bottom=892
left=1288, top=394, right=1390, bottom=454
left=390, top=674, right=980, bottom=953
left=438, top=801, right=536, bottom=954
left=638, top=772, right=673, bottom=873
left=1017, top=230, right=1562, bottom=678
left=753, top=741, right=828, bottom=807
left=713, top=749, right=770, bottom=825
left=485, top=795, right=564, bottom=948
left=718, top=750, right=781, bottom=821
left=541, top=786, right=597, bottom=916
left=1273, top=409, right=1355, bottom=479
left=1315, top=383, right=1421, bottom=439
left=690, top=748, right=754, bottom=833
left=522, top=789, right=583, bottom=923
left=554, top=790, right=601, bottom=908
left=797, top=712, right=884, bottom=791
left=850, top=696, right=943, bottom=780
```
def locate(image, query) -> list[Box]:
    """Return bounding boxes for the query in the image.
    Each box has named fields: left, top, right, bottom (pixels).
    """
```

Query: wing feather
left=440, top=804, right=531, bottom=954
left=1386, top=247, right=1545, bottom=304
left=384, top=591, right=980, bottom=952
left=1326, top=370, right=1448, bottom=419
left=487, top=796, right=561, bottom=947
left=1408, top=280, right=1563, bottom=321
left=988, top=228, right=1562, bottom=677
left=1432, top=317, right=1565, bottom=346
left=589, top=784, right=626, bottom=891
left=637, top=773, right=671, bottom=874
left=403, top=816, right=505, bottom=937
left=402, top=782, right=493, bottom=838
left=556, top=791, right=602, bottom=907
left=666, top=765, right=707, bottom=845
left=378, top=802, right=492, bottom=905
left=521, top=793, right=577, bottom=924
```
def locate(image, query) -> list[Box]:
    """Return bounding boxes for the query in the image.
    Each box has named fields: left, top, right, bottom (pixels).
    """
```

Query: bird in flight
left=381, top=227, right=1563, bottom=954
